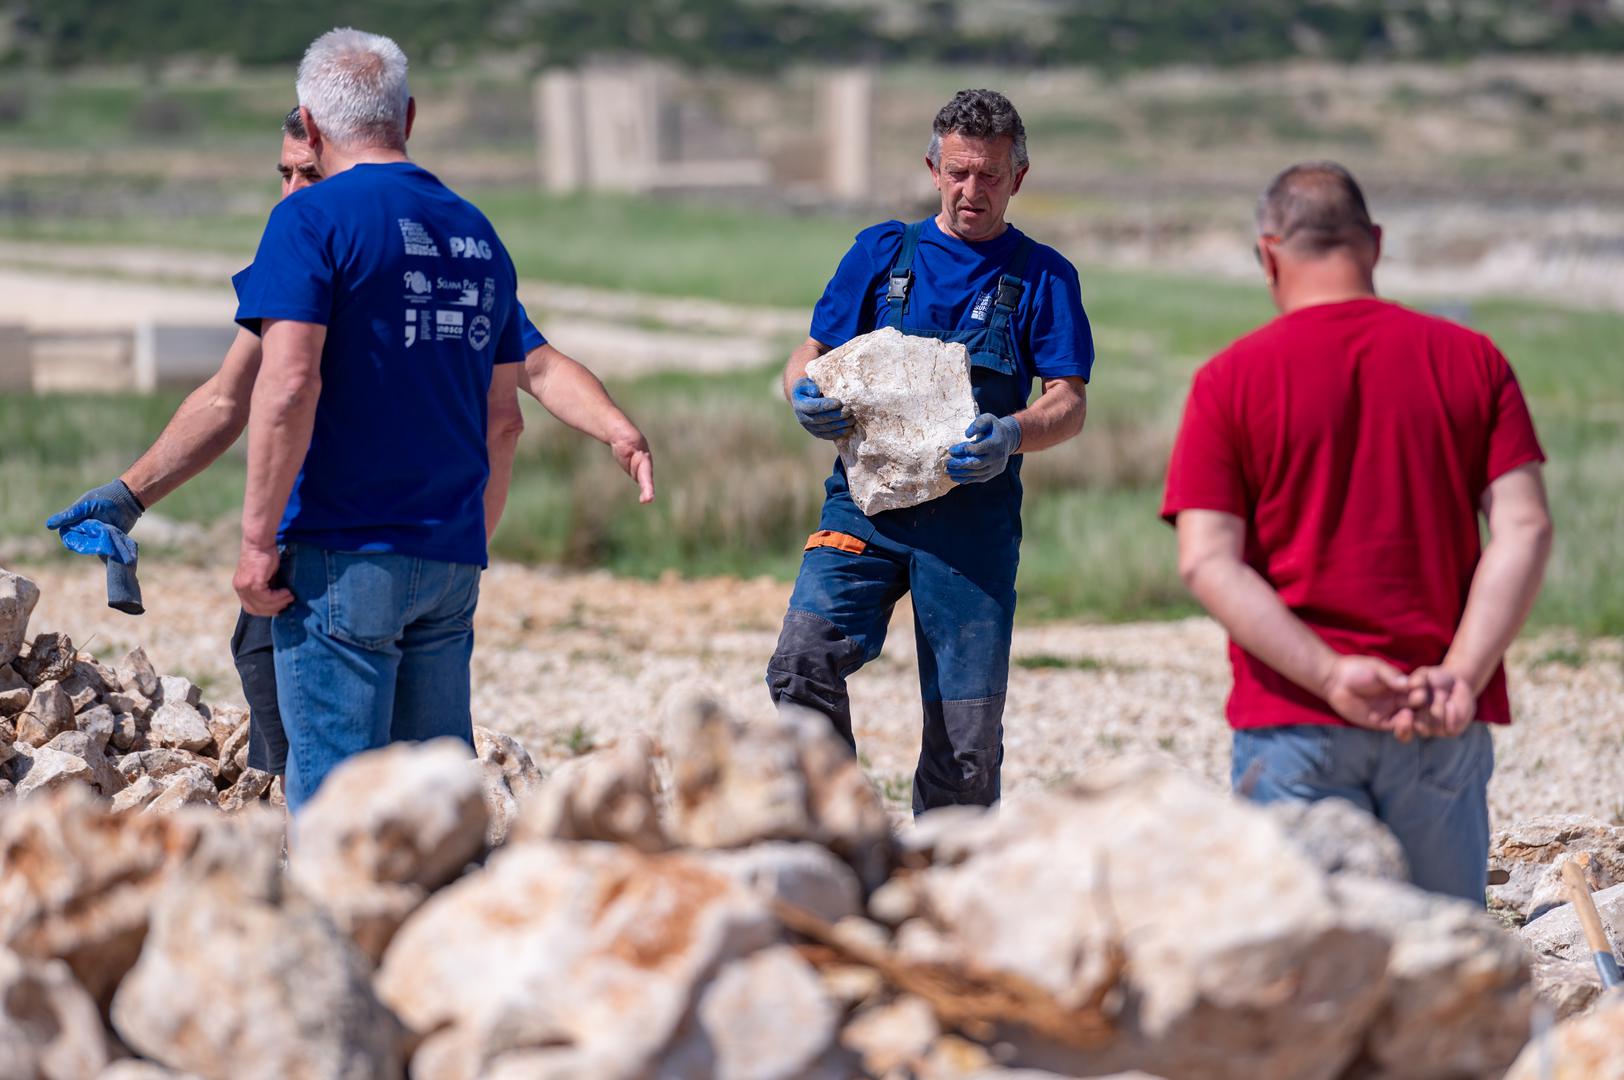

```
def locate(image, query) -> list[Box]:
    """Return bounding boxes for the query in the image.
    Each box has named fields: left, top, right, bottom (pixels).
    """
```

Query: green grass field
left=2, top=226, right=1618, bottom=633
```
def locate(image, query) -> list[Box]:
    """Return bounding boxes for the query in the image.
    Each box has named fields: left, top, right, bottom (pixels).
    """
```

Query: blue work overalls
left=768, top=221, right=1034, bottom=813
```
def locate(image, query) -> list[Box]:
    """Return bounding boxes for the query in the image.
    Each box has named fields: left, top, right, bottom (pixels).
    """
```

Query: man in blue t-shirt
left=226, top=28, right=628, bottom=811
left=47, top=101, right=654, bottom=803
left=768, top=89, right=1094, bottom=814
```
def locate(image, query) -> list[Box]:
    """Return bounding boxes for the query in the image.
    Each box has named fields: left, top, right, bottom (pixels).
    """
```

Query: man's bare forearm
left=1011, top=376, right=1087, bottom=454
left=1182, top=543, right=1340, bottom=697
left=522, top=345, right=637, bottom=445
left=122, top=328, right=263, bottom=507
left=484, top=364, right=524, bottom=540
left=1443, top=465, right=1554, bottom=694
left=242, top=320, right=324, bottom=550
left=783, top=337, right=832, bottom=397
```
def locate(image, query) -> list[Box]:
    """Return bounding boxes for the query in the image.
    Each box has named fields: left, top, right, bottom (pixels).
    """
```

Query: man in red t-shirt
left=1162, top=162, right=1553, bottom=903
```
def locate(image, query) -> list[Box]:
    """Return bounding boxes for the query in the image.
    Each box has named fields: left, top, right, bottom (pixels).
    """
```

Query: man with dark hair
left=1163, top=161, right=1553, bottom=902
left=767, top=88, right=1093, bottom=814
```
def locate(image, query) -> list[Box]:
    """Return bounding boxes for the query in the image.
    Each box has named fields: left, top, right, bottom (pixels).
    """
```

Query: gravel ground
left=18, top=559, right=1624, bottom=824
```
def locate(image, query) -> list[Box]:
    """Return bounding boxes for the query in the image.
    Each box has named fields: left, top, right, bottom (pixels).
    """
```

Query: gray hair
left=927, top=89, right=1029, bottom=172
left=295, top=27, right=410, bottom=149
left=281, top=106, right=306, bottom=140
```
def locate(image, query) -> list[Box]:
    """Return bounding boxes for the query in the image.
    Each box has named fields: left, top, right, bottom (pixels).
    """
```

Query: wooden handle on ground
left=1561, top=858, right=1614, bottom=956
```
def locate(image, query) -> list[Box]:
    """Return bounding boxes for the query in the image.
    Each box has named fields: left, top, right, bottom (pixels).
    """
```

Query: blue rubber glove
left=47, top=479, right=145, bottom=538
left=46, top=479, right=146, bottom=615
left=947, top=413, right=1022, bottom=485
left=791, top=377, right=854, bottom=440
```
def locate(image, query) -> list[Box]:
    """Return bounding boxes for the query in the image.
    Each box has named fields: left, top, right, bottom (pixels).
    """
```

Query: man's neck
left=318, top=144, right=410, bottom=176
left=934, top=210, right=1008, bottom=244
left=1275, top=259, right=1378, bottom=315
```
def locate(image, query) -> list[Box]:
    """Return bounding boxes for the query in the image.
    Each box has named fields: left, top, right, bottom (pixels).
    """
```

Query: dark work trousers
left=230, top=609, right=287, bottom=775
left=767, top=219, right=1033, bottom=815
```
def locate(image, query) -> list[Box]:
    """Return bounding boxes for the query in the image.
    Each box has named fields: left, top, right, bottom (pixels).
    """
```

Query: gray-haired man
left=768, top=89, right=1095, bottom=813
left=231, top=28, right=528, bottom=810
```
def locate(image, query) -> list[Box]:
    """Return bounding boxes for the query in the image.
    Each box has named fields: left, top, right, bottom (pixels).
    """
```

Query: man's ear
left=299, top=106, right=322, bottom=156
left=1257, top=236, right=1281, bottom=287
left=925, top=154, right=942, bottom=190
left=1368, top=223, right=1383, bottom=268
left=1010, top=164, right=1030, bottom=197
left=404, top=97, right=416, bottom=142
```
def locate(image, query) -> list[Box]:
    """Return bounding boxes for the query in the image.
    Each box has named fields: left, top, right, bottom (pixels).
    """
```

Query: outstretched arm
left=121, top=328, right=265, bottom=507
left=521, top=343, right=653, bottom=503
left=484, top=363, right=525, bottom=540
left=1176, top=507, right=1414, bottom=730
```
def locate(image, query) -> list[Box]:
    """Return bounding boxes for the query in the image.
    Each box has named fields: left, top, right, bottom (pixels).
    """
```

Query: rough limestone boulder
left=146, top=701, right=213, bottom=754
left=806, top=326, right=979, bottom=514
left=115, top=647, right=160, bottom=701
left=1333, top=875, right=1531, bottom=1076
left=16, top=681, right=73, bottom=746
left=897, top=761, right=1392, bottom=1080
left=1488, top=815, right=1624, bottom=922
left=703, top=841, right=864, bottom=924
left=1264, top=796, right=1408, bottom=881
left=10, top=743, right=95, bottom=799
left=1505, top=995, right=1624, bottom=1079
left=472, top=724, right=544, bottom=844
left=0, top=947, right=111, bottom=1079
left=1530, top=954, right=1606, bottom=1020
left=1521, top=881, right=1624, bottom=962
left=666, top=694, right=891, bottom=890
left=111, top=812, right=403, bottom=1079
left=512, top=733, right=667, bottom=853
left=0, top=786, right=208, bottom=1006
left=376, top=840, right=780, bottom=1078
left=290, top=738, right=488, bottom=961
left=0, top=570, right=40, bottom=667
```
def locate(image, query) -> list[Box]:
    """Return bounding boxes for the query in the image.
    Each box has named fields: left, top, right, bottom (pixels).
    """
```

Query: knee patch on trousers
left=915, top=695, right=1005, bottom=813
left=767, top=609, right=865, bottom=746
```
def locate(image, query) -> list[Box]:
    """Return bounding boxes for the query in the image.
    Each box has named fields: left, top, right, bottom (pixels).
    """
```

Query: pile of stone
left=3, top=562, right=1621, bottom=1079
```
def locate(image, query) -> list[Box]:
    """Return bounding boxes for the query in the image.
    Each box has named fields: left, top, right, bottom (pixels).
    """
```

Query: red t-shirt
left=1161, top=298, right=1545, bottom=729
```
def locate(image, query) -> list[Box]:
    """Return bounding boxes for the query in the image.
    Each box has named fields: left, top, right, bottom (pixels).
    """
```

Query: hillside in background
left=5, top=0, right=1624, bottom=71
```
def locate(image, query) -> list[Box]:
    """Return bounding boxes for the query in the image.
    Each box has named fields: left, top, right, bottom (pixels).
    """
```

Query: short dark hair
left=282, top=106, right=306, bottom=140
left=1256, top=161, right=1376, bottom=256
left=928, top=89, right=1028, bottom=171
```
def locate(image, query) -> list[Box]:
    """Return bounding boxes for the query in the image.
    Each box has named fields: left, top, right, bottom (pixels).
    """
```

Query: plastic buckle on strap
left=887, top=270, right=913, bottom=304
left=994, top=277, right=1023, bottom=311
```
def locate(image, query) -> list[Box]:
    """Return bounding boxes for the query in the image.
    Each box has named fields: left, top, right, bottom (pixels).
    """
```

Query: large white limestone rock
left=807, top=326, right=978, bottom=514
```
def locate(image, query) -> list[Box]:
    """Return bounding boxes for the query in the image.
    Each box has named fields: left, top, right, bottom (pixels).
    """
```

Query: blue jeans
left=1232, top=722, right=1495, bottom=903
left=272, top=544, right=481, bottom=813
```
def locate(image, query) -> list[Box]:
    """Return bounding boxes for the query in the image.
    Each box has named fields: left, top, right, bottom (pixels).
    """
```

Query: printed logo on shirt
left=970, top=290, right=995, bottom=322
left=469, top=315, right=492, bottom=351
left=481, top=277, right=496, bottom=313
left=439, top=277, right=480, bottom=306
left=398, top=219, right=440, bottom=257
left=435, top=309, right=465, bottom=341
left=404, top=308, right=419, bottom=348
left=448, top=236, right=493, bottom=260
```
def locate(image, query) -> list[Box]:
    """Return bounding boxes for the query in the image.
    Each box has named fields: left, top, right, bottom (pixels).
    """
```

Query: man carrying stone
left=47, top=105, right=653, bottom=791
left=1163, top=162, right=1553, bottom=902
left=767, top=89, right=1093, bottom=813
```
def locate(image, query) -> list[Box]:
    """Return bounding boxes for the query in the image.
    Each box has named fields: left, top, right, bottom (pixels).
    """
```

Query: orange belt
left=804, top=530, right=867, bottom=555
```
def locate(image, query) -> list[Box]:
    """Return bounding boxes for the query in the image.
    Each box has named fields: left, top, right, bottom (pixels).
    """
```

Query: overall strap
left=989, top=236, right=1036, bottom=333
left=884, top=221, right=925, bottom=329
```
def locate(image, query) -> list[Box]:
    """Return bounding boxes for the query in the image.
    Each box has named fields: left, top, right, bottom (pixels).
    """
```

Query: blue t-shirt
left=810, top=217, right=1094, bottom=385
left=234, top=269, right=548, bottom=355
left=234, top=161, right=525, bottom=566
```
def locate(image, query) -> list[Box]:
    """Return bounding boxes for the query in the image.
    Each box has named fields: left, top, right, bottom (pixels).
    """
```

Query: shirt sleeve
left=1161, top=360, right=1249, bottom=524
left=808, top=222, right=902, bottom=349
left=1483, top=348, right=1546, bottom=487
left=234, top=197, right=337, bottom=331
left=516, top=301, right=548, bottom=354
left=1026, top=254, right=1094, bottom=382
left=230, top=265, right=260, bottom=337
